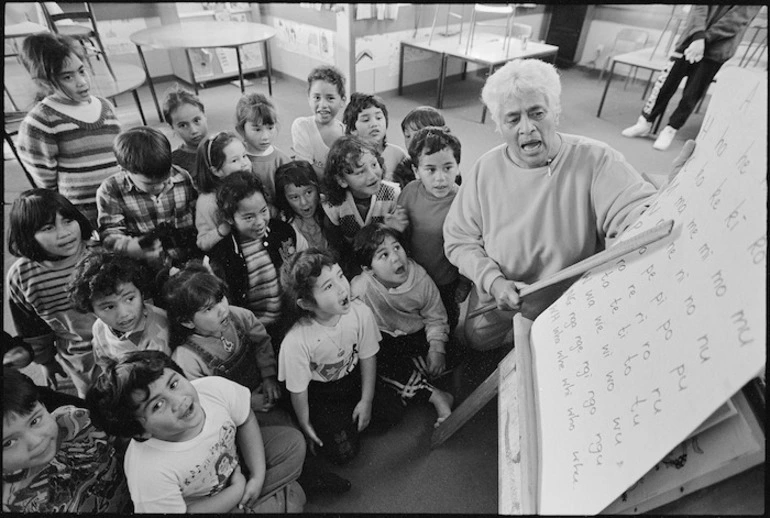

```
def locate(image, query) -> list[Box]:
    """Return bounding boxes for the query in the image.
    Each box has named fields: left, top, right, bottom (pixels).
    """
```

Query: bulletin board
left=501, top=66, right=766, bottom=515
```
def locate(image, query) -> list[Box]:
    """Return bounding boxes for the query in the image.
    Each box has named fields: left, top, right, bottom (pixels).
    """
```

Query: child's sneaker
left=653, top=126, right=677, bottom=151
left=621, top=116, right=652, bottom=138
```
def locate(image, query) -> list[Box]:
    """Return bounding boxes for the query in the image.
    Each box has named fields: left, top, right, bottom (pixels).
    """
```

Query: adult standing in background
left=622, top=5, right=761, bottom=151
left=443, top=59, right=658, bottom=352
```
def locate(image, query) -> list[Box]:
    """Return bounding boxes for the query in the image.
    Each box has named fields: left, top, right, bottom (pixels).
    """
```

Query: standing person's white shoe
left=653, top=126, right=677, bottom=151
left=621, top=116, right=652, bottom=138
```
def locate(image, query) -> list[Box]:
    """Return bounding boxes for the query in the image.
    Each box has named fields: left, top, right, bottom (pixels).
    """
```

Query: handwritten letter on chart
left=529, top=67, right=766, bottom=515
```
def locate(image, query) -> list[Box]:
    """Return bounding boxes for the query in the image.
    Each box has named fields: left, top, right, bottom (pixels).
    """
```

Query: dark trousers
left=642, top=56, right=723, bottom=130
left=308, top=365, right=403, bottom=465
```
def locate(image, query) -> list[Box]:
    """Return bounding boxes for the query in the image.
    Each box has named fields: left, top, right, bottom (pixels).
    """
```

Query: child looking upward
left=195, top=131, right=253, bottom=252
left=397, top=127, right=471, bottom=332
left=16, top=33, right=122, bottom=228
left=86, top=350, right=306, bottom=513
left=2, top=368, right=131, bottom=513
left=278, top=249, right=402, bottom=465
left=351, top=224, right=454, bottom=428
left=393, top=106, right=448, bottom=188
left=291, top=65, right=347, bottom=178
left=321, top=135, right=407, bottom=249
left=163, top=262, right=283, bottom=420
left=96, top=126, right=199, bottom=267
left=235, top=93, right=290, bottom=202
left=162, top=85, right=209, bottom=187
left=6, top=189, right=99, bottom=397
left=208, top=171, right=307, bottom=345
left=342, top=93, right=406, bottom=182
left=68, top=250, right=171, bottom=366
left=274, top=160, right=345, bottom=254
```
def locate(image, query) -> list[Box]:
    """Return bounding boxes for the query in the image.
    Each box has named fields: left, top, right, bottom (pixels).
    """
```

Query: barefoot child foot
left=430, top=388, right=454, bottom=428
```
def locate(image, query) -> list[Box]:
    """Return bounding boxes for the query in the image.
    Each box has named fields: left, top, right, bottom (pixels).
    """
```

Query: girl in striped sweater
left=17, top=33, right=122, bottom=228
left=6, top=189, right=100, bottom=398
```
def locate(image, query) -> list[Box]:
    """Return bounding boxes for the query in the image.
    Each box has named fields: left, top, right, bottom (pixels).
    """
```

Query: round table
left=130, top=21, right=277, bottom=121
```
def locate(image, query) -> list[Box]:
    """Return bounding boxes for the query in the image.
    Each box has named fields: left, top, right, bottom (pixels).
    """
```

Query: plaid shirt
left=96, top=165, right=197, bottom=253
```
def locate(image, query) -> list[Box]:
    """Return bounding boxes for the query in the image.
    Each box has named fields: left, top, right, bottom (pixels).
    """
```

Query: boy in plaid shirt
left=96, top=127, right=199, bottom=270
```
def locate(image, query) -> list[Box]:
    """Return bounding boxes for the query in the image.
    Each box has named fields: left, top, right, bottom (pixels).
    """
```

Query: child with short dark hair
left=16, top=33, right=122, bottom=228
left=2, top=368, right=131, bottom=512
left=291, top=65, right=347, bottom=178
left=398, top=127, right=471, bottom=332
left=235, top=93, right=290, bottom=201
left=162, top=85, right=209, bottom=187
left=86, top=350, right=306, bottom=513
left=351, top=223, right=454, bottom=428
left=274, top=160, right=345, bottom=254
left=342, top=93, right=407, bottom=181
left=393, top=106, right=449, bottom=188
left=194, top=131, right=252, bottom=252
left=278, top=249, right=403, bottom=465
left=162, top=262, right=283, bottom=420
left=6, top=189, right=99, bottom=397
left=97, top=126, right=199, bottom=267
left=321, top=135, right=407, bottom=258
left=68, top=250, right=171, bottom=366
left=208, top=171, right=307, bottom=345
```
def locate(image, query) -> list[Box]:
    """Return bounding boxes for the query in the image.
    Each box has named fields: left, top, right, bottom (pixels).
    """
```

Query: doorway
left=545, top=5, right=590, bottom=67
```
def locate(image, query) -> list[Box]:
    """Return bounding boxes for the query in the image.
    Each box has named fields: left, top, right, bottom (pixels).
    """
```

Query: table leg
left=461, top=61, right=468, bottom=80
left=398, top=42, right=405, bottom=96
left=183, top=49, right=199, bottom=95
left=135, top=44, right=162, bottom=122
left=132, top=90, right=146, bottom=126
left=235, top=46, right=245, bottom=94
left=642, top=69, right=654, bottom=99
left=263, top=41, right=273, bottom=96
left=480, top=63, right=494, bottom=123
left=596, top=59, right=617, bottom=118
left=437, top=53, right=448, bottom=109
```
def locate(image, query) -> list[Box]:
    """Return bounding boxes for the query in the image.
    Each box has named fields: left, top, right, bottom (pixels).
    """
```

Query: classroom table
left=398, top=32, right=558, bottom=123
left=596, top=47, right=672, bottom=120
left=130, top=21, right=276, bottom=122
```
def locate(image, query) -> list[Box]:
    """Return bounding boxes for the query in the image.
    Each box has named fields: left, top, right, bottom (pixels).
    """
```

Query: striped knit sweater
left=6, top=241, right=99, bottom=395
left=322, top=181, right=401, bottom=241
left=17, top=96, right=122, bottom=227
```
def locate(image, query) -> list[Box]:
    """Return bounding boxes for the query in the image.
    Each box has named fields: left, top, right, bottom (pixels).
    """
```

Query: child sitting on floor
left=194, top=131, right=253, bottom=252
left=68, top=250, right=171, bottom=366
left=291, top=65, right=347, bottom=179
left=342, top=92, right=406, bottom=181
left=162, top=85, right=209, bottom=187
left=235, top=93, right=290, bottom=202
left=2, top=368, right=131, bottom=513
left=163, top=262, right=285, bottom=422
left=397, top=127, right=472, bottom=333
left=278, top=249, right=403, bottom=466
left=351, top=223, right=454, bottom=428
left=86, top=350, right=306, bottom=513
left=392, top=106, right=449, bottom=188
left=96, top=126, right=199, bottom=270
left=207, top=171, right=307, bottom=346
left=320, top=135, right=407, bottom=274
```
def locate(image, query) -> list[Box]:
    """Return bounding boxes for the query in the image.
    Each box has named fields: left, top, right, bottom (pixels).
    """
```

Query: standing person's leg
left=623, top=56, right=690, bottom=138
left=666, top=59, right=723, bottom=130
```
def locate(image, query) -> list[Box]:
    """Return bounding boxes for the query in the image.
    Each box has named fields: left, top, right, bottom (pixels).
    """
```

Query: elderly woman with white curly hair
left=443, top=59, right=659, bottom=352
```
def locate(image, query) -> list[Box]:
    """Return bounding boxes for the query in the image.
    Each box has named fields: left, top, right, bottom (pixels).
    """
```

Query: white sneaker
left=621, top=116, right=652, bottom=138
left=653, top=126, right=677, bottom=151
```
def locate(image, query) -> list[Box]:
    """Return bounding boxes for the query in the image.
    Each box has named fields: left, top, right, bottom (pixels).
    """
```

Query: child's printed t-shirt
left=278, top=299, right=380, bottom=393
left=123, top=376, right=250, bottom=513
left=2, top=405, right=131, bottom=513
left=91, top=303, right=171, bottom=365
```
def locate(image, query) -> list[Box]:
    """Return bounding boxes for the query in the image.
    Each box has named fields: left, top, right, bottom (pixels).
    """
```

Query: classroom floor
left=3, top=57, right=764, bottom=514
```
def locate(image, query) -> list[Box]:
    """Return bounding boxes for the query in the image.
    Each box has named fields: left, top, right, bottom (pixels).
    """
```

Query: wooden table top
left=4, top=21, right=49, bottom=39
left=130, top=21, right=276, bottom=50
